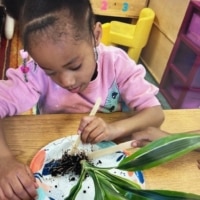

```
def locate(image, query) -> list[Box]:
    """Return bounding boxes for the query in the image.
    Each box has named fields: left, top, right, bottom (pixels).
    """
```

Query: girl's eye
left=45, top=71, right=56, bottom=76
left=71, top=65, right=81, bottom=71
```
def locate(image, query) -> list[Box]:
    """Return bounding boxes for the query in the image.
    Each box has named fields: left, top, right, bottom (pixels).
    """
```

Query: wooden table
left=2, top=109, right=200, bottom=195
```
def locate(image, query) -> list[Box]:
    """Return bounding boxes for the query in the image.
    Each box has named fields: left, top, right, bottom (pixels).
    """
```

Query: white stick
left=69, top=97, right=101, bottom=155
left=88, top=141, right=137, bottom=159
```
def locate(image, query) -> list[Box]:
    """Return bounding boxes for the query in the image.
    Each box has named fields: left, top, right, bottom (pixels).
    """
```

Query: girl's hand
left=0, top=155, right=38, bottom=200
left=78, top=116, right=112, bottom=144
left=131, top=127, right=170, bottom=147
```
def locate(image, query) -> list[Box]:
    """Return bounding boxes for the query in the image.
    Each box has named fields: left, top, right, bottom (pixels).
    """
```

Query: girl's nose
left=57, top=71, right=76, bottom=88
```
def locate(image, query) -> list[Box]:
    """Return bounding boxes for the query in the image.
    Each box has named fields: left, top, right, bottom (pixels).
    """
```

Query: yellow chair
left=101, top=8, right=155, bottom=63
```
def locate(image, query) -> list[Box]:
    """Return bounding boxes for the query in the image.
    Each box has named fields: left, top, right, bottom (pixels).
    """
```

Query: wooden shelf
left=160, top=0, right=200, bottom=109
left=90, top=0, right=148, bottom=18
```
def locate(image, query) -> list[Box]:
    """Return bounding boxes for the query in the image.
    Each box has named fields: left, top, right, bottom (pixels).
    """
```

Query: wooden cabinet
left=160, top=0, right=200, bottom=109
left=90, top=0, right=148, bottom=18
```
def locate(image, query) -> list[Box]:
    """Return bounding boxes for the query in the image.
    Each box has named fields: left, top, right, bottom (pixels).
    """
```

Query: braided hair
left=3, top=0, right=96, bottom=51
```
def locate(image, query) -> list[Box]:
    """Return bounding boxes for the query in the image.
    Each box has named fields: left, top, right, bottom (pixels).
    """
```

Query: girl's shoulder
left=97, top=43, right=145, bottom=74
left=97, top=43, right=139, bottom=68
left=5, top=58, right=49, bottom=87
left=98, top=43, right=129, bottom=58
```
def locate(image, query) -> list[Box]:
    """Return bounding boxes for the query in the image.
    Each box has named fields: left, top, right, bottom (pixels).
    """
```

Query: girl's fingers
left=78, top=116, right=95, bottom=134
left=81, top=117, right=102, bottom=142
left=2, top=165, right=38, bottom=200
left=0, top=181, right=21, bottom=200
left=131, top=139, right=150, bottom=148
left=91, top=132, right=107, bottom=144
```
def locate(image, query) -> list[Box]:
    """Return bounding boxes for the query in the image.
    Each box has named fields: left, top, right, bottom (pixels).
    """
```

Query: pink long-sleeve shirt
left=0, top=44, right=160, bottom=118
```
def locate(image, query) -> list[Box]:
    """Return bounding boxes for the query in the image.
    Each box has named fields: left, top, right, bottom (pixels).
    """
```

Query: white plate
left=30, top=135, right=145, bottom=200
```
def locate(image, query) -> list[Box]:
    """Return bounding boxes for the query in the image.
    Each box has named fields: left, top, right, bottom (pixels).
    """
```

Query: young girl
left=0, top=0, right=164, bottom=199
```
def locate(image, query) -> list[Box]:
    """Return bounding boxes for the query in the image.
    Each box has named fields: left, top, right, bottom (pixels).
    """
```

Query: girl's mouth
left=68, top=86, right=81, bottom=93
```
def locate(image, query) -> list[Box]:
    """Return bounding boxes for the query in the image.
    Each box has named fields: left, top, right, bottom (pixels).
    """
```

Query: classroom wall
left=141, top=0, right=191, bottom=83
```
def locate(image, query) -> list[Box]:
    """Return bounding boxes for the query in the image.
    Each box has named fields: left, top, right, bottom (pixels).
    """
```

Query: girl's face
left=29, top=37, right=96, bottom=93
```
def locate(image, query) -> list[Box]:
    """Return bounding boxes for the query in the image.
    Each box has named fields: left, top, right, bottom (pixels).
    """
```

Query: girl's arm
left=0, top=119, right=38, bottom=199
left=131, top=126, right=170, bottom=147
left=79, top=105, right=164, bottom=143
left=0, top=119, right=13, bottom=157
left=106, top=105, right=164, bottom=141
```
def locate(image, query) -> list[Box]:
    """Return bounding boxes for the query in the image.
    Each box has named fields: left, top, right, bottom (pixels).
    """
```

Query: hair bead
left=20, top=49, right=29, bottom=82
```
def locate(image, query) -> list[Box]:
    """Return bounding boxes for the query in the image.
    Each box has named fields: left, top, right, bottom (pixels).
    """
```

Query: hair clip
left=20, top=49, right=29, bottom=82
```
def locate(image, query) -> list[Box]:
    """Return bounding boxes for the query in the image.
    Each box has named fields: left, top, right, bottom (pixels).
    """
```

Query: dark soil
left=49, top=151, right=90, bottom=176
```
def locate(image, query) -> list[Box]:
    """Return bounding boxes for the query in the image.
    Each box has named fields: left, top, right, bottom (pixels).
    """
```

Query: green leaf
left=117, top=133, right=200, bottom=171
left=88, top=171, right=105, bottom=200
left=97, top=175, right=127, bottom=200
left=84, top=162, right=141, bottom=199
left=87, top=168, right=127, bottom=200
left=64, top=170, right=86, bottom=200
left=124, top=189, right=200, bottom=200
left=97, top=169, right=141, bottom=190
left=64, top=134, right=200, bottom=200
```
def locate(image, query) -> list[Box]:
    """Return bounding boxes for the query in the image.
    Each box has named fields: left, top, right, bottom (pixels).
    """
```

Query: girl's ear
left=93, top=22, right=102, bottom=46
